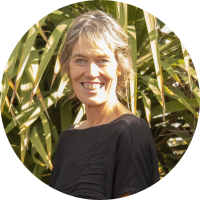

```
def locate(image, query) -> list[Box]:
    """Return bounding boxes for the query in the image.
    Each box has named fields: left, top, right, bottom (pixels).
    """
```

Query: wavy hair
left=59, top=10, right=133, bottom=100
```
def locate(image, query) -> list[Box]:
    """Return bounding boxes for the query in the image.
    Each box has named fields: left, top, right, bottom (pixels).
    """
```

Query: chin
left=80, top=97, right=107, bottom=106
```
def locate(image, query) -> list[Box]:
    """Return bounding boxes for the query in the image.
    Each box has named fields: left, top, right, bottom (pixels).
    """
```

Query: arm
left=120, top=193, right=130, bottom=198
left=112, top=117, right=159, bottom=199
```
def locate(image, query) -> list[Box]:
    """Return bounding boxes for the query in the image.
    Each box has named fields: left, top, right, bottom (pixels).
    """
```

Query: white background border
left=0, top=0, right=199, bottom=199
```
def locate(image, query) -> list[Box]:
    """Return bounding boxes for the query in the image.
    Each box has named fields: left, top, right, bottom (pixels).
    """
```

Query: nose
left=85, top=62, right=100, bottom=78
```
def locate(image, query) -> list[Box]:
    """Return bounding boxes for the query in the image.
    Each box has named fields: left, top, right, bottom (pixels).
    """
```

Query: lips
left=81, top=82, right=104, bottom=90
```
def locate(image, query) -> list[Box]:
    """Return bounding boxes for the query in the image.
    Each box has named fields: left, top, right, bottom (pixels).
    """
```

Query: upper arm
left=112, top=118, right=159, bottom=198
left=112, top=127, right=136, bottom=198
left=130, top=119, right=160, bottom=185
left=120, top=193, right=130, bottom=198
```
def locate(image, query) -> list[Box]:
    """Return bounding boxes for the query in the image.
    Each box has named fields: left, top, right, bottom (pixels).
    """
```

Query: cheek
left=102, top=65, right=118, bottom=83
left=69, top=65, right=80, bottom=82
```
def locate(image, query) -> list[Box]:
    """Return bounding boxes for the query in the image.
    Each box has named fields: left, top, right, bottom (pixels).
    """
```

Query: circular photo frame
left=1, top=0, right=200, bottom=199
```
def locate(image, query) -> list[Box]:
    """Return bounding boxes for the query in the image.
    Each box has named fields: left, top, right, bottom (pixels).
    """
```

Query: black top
left=49, top=114, right=159, bottom=199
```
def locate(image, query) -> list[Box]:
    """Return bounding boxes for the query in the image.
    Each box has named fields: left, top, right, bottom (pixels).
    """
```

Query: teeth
left=82, top=83, right=103, bottom=90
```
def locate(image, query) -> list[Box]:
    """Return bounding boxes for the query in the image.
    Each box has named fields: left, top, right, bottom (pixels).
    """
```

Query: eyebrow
left=71, top=54, right=87, bottom=59
left=72, top=53, right=110, bottom=59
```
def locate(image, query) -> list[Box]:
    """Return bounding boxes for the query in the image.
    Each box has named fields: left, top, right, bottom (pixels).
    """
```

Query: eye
left=75, top=59, right=86, bottom=64
left=98, top=59, right=109, bottom=64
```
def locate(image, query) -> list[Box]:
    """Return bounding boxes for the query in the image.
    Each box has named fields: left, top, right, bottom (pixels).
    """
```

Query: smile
left=81, top=83, right=104, bottom=90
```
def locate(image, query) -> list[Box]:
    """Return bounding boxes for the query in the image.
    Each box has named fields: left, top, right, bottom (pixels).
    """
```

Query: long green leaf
left=167, top=88, right=198, bottom=118
left=137, top=38, right=180, bottom=65
left=175, top=71, right=200, bottom=106
left=161, top=60, right=182, bottom=86
left=10, top=16, right=46, bottom=106
left=55, top=72, right=69, bottom=105
left=47, top=10, right=70, bottom=21
left=19, top=72, right=32, bottom=163
left=182, top=112, right=196, bottom=134
left=139, top=76, right=163, bottom=106
left=40, top=113, right=52, bottom=158
left=144, top=11, right=165, bottom=120
left=49, top=120, right=59, bottom=147
left=181, top=43, right=192, bottom=89
left=162, top=56, right=198, bottom=80
left=35, top=22, right=49, bottom=45
left=1, top=39, right=21, bottom=112
left=50, top=56, right=60, bottom=89
left=29, top=125, right=52, bottom=170
left=5, top=89, right=67, bottom=134
left=30, top=19, right=73, bottom=103
left=140, top=75, right=198, bottom=118
left=152, top=99, right=198, bottom=117
left=24, top=49, right=50, bottom=118
left=128, top=25, right=137, bottom=114
left=116, top=2, right=127, bottom=34
left=140, top=91, right=151, bottom=126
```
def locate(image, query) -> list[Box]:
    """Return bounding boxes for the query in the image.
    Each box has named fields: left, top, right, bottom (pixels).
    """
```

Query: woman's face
left=69, top=35, right=120, bottom=106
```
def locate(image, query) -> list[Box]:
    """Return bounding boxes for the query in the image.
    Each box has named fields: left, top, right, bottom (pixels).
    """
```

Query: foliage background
left=0, top=0, right=199, bottom=194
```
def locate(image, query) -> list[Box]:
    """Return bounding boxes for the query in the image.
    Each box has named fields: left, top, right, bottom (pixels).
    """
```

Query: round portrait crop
left=1, top=1, right=199, bottom=200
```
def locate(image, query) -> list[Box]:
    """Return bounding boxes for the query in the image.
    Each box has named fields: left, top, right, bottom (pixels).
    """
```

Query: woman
left=49, top=10, right=159, bottom=199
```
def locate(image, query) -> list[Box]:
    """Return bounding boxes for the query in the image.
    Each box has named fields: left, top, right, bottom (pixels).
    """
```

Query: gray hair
left=59, top=10, right=133, bottom=100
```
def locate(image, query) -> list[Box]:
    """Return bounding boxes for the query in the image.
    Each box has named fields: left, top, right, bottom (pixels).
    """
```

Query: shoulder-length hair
left=59, top=10, right=133, bottom=100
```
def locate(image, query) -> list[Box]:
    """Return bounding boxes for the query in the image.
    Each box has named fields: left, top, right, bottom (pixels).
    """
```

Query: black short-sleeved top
left=49, top=114, right=159, bottom=199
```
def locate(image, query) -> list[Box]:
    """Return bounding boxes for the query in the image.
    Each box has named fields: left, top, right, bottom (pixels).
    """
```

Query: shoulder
left=118, top=114, right=154, bottom=147
left=59, top=120, right=87, bottom=138
left=129, top=115, right=151, bottom=135
left=114, top=114, right=147, bottom=141
left=58, top=125, right=76, bottom=144
left=116, top=114, right=158, bottom=166
left=124, top=115, right=157, bottom=161
left=119, top=113, right=149, bottom=132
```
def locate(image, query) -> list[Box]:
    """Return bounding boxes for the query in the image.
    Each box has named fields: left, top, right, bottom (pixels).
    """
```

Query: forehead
left=72, top=34, right=115, bottom=57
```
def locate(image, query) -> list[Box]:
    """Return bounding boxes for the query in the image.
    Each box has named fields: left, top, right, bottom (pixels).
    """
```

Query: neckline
left=69, top=113, right=136, bottom=131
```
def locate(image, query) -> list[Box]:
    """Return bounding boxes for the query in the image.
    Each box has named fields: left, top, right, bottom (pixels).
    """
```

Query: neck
left=85, top=94, right=125, bottom=128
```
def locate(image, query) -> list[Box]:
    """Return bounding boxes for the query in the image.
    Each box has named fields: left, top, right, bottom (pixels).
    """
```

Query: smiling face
left=69, top=35, right=120, bottom=106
